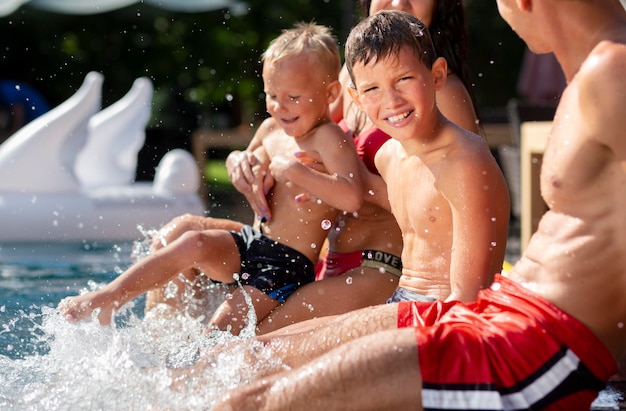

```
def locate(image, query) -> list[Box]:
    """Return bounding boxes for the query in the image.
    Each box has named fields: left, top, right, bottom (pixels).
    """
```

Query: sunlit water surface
left=0, top=234, right=284, bottom=410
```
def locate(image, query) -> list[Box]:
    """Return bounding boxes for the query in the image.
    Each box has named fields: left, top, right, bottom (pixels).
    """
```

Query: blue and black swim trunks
left=229, top=225, right=315, bottom=303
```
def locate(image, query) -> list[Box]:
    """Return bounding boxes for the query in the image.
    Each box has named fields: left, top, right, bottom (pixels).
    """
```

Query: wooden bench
left=520, top=121, right=551, bottom=251
left=191, top=125, right=255, bottom=204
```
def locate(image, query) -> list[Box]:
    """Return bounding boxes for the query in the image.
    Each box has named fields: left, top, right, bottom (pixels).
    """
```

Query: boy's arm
left=270, top=123, right=363, bottom=213
left=360, top=158, right=390, bottom=211
left=443, top=153, right=506, bottom=303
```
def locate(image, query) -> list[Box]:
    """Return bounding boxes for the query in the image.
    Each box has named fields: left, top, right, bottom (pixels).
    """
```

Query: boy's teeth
left=388, top=112, right=408, bottom=123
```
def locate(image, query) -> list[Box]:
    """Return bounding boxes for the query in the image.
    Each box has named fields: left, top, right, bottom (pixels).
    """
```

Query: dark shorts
left=397, top=275, right=616, bottom=410
left=230, top=225, right=315, bottom=303
left=316, top=249, right=402, bottom=280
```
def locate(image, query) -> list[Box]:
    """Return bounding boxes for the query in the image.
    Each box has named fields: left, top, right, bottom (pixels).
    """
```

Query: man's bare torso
left=507, top=46, right=626, bottom=358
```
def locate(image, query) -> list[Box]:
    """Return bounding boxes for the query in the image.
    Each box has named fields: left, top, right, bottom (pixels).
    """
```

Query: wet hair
left=345, top=10, right=436, bottom=86
left=356, top=0, right=474, bottom=105
left=262, top=22, right=341, bottom=82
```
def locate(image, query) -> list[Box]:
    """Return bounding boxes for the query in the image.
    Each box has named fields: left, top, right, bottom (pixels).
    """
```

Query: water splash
left=0, top=234, right=282, bottom=410
left=0, top=305, right=279, bottom=410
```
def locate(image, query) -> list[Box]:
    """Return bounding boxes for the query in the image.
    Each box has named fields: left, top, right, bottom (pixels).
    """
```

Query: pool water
left=0, top=241, right=131, bottom=359
left=0, top=238, right=623, bottom=410
left=0, top=237, right=278, bottom=410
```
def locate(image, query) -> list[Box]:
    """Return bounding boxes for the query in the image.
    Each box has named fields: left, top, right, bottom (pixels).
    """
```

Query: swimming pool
left=0, top=241, right=130, bottom=359
left=0, top=239, right=622, bottom=410
left=0, top=237, right=274, bottom=410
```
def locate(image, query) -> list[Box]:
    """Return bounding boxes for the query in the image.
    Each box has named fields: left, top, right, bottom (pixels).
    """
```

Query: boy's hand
left=291, top=150, right=327, bottom=203
left=294, top=150, right=327, bottom=173
left=268, top=154, right=299, bottom=182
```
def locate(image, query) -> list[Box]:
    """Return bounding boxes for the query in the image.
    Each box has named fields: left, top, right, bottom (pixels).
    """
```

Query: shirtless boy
left=344, top=10, right=509, bottom=304
left=210, top=4, right=626, bottom=409
left=58, top=23, right=363, bottom=333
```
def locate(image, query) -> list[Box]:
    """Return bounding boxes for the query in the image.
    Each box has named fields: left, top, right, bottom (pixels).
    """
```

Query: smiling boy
left=59, top=23, right=364, bottom=334
left=346, top=10, right=510, bottom=304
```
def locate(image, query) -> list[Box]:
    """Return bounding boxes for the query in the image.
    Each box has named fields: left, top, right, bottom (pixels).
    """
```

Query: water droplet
left=241, top=272, right=250, bottom=280
left=345, top=276, right=353, bottom=285
left=368, top=189, right=375, bottom=196
left=491, top=241, right=497, bottom=247
left=164, top=281, right=178, bottom=299
left=310, top=243, right=317, bottom=249
left=321, top=219, right=332, bottom=230
left=491, top=282, right=501, bottom=291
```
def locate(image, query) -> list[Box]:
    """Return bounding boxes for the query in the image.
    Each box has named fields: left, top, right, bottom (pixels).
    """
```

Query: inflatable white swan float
left=0, top=71, right=204, bottom=242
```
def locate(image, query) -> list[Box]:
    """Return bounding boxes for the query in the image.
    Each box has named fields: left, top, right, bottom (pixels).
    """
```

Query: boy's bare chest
left=385, top=160, right=450, bottom=231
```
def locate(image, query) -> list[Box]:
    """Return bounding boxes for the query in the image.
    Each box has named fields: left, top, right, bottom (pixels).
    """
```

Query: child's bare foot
left=57, top=291, right=117, bottom=325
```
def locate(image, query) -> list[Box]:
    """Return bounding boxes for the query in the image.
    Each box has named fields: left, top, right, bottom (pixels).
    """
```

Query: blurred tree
left=0, top=0, right=526, bottom=175
left=465, top=0, right=525, bottom=113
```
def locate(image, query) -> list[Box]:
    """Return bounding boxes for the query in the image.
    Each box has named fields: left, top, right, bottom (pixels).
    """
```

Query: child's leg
left=257, top=267, right=398, bottom=334
left=59, top=228, right=242, bottom=324
left=209, top=285, right=279, bottom=335
left=145, top=216, right=246, bottom=314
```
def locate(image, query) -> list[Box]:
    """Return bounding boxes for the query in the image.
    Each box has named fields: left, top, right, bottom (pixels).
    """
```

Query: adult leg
left=256, top=303, right=398, bottom=367
left=212, top=326, right=422, bottom=411
left=257, top=267, right=398, bottom=334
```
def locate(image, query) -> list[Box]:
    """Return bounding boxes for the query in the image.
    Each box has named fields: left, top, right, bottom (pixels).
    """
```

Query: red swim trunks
left=397, top=274, right=616, bottom=410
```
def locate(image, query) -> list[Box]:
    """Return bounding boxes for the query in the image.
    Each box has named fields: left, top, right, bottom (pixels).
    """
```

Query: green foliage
left=0, top=1, right=525, bottom=131
left=465, top=0, right=525, bottom=110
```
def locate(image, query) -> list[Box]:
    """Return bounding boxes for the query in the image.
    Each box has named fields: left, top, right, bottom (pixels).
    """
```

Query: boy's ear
left=518, top=0, right=531, bottom=11
left=347, top=86, right=363, bottom=110
left=326, top=80, right=342, bottom=104
left=431, top=57, right=448, bottom=91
